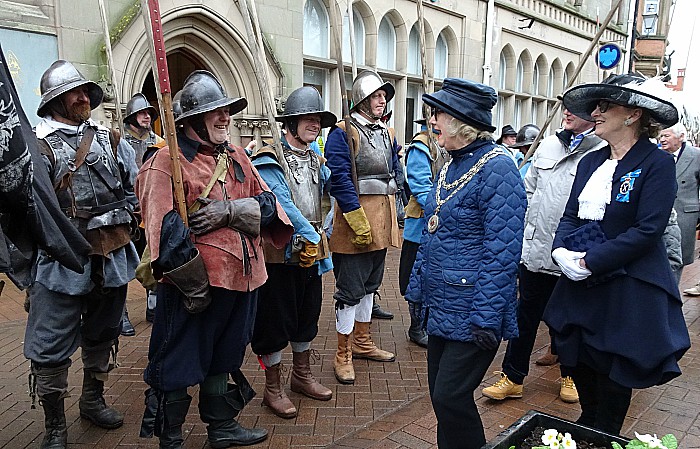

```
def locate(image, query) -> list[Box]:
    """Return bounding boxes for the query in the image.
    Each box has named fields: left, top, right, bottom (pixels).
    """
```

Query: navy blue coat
left=406, top=140, right=526, bottom=343
left=544, top=137, right=690, bottom=389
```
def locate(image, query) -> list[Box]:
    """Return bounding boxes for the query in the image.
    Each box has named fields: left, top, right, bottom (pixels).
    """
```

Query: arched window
left=303, top=0, right=329, bottom=58
left=434, top=33, right=448, bottom=79
left=408, top=25, right=421, bottom=75
left=377, top=17, right=396, bottom=70
left=343, top=7, right=365, bottom=65
left=532, top=63, right=540, bottom=96
left=547, top=66, right=555, bottom=97
left=498, top=52, right=507, bottom=89
left=515, top=58, right=524, bottom=92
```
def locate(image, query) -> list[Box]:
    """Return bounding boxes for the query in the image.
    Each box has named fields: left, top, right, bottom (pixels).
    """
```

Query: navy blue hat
left=422, top=78, right=497, bottom=132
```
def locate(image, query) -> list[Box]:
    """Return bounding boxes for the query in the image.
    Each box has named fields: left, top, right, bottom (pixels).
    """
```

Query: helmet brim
left=37, top=80, right=103, bottom=117
left=175, top=97, right=248, bottom=123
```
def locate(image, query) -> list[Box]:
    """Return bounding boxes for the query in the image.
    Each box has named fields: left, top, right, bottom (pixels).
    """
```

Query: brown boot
left=262, top=364, right=297, bottom=419
left=334, top=332, right=355, bottom=384
left=535, top=345, right=559, bottom=366
left=291, top=350, right=332, bottom=401
left=352, top=321, right=395, bottom=362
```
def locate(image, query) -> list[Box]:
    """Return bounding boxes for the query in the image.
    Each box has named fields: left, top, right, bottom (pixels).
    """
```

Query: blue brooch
left=616, top=169, right=641, bottom=203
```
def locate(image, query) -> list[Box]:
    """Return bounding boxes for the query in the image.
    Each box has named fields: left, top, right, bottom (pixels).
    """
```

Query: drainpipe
left=482, top=0, right=495, bottom=84
left=626, top=0, right=639, bottom=72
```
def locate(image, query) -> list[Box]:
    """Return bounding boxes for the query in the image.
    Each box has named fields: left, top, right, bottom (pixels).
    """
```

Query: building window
left=532, top=63, right=540, bottom=96
left=434, top=33, right=448, bottom=79
left=496, top=95, right=506, bottom=133
left=408, top=25, right=421, bottom=75
left=406, top=82, right=423, bottom=139
left=531, top=100, right=539, bottom=124
left=303, top=0, right=329, bottom=58
left=343, top=7, right=365, bottom=65
left=563, top=70, right=569, bottom=92
left=498, top=52, right=507, bottom=90
left=547, top=66, right=555, bottom=97
left=515, top=58, right=524, bottom=92
left=303, top=67, right=328, bottom=103
left=377, top=17, right=396, bottom=70
left=514, top=98, right=522, bottom=130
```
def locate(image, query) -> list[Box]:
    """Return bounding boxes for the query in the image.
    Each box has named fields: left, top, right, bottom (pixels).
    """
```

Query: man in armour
left=400, top=119, right=449, bottom=348
left=250, top=86, right=335, bottom=418
left=25, top=60, right=140, bottom=449
left=122, top=92, right=166, bottom=327
left=325, top=70, right=400, bottom=385
left=136, top=70, right=292, bottom=449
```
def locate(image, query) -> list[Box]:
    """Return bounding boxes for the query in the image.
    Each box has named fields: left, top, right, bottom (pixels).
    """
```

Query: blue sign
left=596, top=43, right=622, bottom=70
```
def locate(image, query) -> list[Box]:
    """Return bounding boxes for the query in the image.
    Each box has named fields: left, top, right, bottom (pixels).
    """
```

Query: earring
left=624, top=118, right=633, bottom=126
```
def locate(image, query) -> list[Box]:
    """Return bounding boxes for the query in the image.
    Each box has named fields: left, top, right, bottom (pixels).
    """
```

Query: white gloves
left=552, top=247, right=592, bottom=281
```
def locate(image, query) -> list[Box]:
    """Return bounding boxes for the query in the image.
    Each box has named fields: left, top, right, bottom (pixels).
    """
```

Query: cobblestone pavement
left=1, top=246, right=699, bottom=448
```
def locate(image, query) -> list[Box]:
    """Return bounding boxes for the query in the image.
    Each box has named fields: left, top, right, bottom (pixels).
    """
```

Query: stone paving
left=0, top=246, right=699, bottom=448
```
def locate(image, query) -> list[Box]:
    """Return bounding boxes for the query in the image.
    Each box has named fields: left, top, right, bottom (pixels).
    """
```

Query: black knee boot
left=32, top=362, right=70, bottom=449
left=159, top=395, right=192, bottom=449
left=79, top=371, right=124, bottom=429
left=408, top=302, right=428, bottom=348
left=199, top=385, right=268, bottom=448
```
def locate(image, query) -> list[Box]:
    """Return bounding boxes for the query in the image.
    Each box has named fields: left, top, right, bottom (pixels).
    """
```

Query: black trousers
left=573, top=362, right=632, bottom=435
left=428, top=335, right=497, bottom=449
left=332, top=250, right=387, bottom=307
left=502, top=265, right=572, bottom=384
left=398, top=240, right=420, bottom=296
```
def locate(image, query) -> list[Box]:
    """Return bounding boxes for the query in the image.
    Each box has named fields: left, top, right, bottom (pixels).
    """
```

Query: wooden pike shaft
left=98, top=0, right=124, bottom=128
left=140, top=0, right=188, bottom=225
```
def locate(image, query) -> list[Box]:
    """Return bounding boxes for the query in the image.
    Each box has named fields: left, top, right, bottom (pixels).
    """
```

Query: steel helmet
left=176, top=70, right=247, bottom=123
left=510, top=124, right=540, bottom=148
left=37, top=60, right=103, bottom=117
left=124, top=93, right=159, bottom=124
left=350, top=70, right=395, bottom=112
left=276, top=86, right=336, bottom=128
left=172, top=90, right=183, bottom=120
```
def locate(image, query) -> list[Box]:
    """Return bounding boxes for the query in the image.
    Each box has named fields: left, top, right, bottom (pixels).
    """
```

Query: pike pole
left=416, top=0, right=439, bottom=151
left=98, top=0, right=124, bottom=129
left=140, top=0, right=188, bottom=225
left=519, top=0, right=625, bottom=171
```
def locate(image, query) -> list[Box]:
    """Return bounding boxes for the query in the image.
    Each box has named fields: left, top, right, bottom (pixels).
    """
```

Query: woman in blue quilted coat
left=405, top=79, right=526, bottom=449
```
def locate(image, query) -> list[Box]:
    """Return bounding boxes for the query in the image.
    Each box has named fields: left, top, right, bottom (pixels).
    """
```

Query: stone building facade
left=1, top=0, right=634, bottom=144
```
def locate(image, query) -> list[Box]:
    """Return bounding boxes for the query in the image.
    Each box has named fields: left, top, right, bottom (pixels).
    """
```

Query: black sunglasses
left=430, top=107, right=444, bottom=117
left=597, top=100, right=622, bottom=113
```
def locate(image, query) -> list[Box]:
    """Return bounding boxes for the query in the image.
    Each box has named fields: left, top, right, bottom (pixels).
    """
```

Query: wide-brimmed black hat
left=422, top=78, right=497, bottom=132
left=500, top=125, right=517, bottom=137
left=562, top=74, right=678, bottom=128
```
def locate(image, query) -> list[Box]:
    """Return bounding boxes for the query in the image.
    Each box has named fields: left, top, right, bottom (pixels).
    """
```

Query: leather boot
left=371, top=291, right=394, bottom=320
left=408, top=315, right=428, bottom=348
left=262, top=364, right=297, bottom=418
left=199, top=386, right=268, bottom=448
left=352, top=321, right=395, bottom=362
left=291, top=350, right=332, bottom=401
left=334, top=332, right=355, bottom=384
left=39, top=392, right=67, bottom=449
left=158, top=395, right=192, bottom=449
left=79, top=371, right=124, bottom=429
left=121, top=304, right=135, bottom=336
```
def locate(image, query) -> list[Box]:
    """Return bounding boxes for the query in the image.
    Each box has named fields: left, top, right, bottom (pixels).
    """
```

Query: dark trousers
left=573, top=362, right=632, bottom=435
left=332, top=250, right=387, bottom=307
left=251, top=263, right=323, bottom=355
left=428, top=335, right=497, bottom=449
left=502, top=266, right=572, bottom=384
left=398, top=240, right=420, bottom=296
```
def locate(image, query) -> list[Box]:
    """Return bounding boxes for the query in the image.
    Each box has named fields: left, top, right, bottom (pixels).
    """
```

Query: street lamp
left=642, top=12, right=658, bottom=36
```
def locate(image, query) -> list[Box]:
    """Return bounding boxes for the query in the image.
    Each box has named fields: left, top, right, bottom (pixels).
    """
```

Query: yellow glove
left=135, top=246, right=158, bottom=291
left=343, top=206, right=373, bottom=247
left=299, top=240, right=319, bottom=268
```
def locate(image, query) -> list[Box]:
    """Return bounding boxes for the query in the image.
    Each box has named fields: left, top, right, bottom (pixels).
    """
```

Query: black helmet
left=124, top=93, right=159, bottom=124
left=172, top=90, right=183, bottom=120
left=511, top=124, right=540, bottom=148
left=276, top=86, right=336, bottom=128
left=176, top=70, right=247, bottom=123
left=37, top=60, right=103, bottom=117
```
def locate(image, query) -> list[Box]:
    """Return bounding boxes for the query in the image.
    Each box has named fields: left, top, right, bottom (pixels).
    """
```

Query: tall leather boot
left=79, top=371, right=124, bottom=429
left=334, top=332, right=355, bottom=384
left=121, top=304, right=135, bottom=336
left=408, top=315, right=428, bottom=348
left=352, top=321, right=395, bottom=362
left=262, top=363, right=297, bottom=418
left=39, top=392, right=67, bottom=449
left=158, top=395, right=192, bottom=449
left=199, top=386, right=268, bottom=448
left=291, top=350, right=332, bottom=401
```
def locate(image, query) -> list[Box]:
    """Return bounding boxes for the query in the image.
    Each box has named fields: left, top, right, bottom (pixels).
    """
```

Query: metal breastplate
left=124, top=131, right=157, bottom=168
left=353, top=121, right=397, bottom=195
left=45, top=129, right=131, bottom=230
left=284, top=147, right=323, bottom=225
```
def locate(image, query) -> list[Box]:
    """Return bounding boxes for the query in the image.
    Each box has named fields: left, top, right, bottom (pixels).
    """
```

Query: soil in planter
left=517, top=426, right=609, bottom=449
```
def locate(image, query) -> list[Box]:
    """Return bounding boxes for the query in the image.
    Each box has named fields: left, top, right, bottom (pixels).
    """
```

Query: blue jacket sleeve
left=405, top=144, right=433, bottom=208
left=325, top=127, right=361, bottom=213
left=117, top=139, right=139, bottom=211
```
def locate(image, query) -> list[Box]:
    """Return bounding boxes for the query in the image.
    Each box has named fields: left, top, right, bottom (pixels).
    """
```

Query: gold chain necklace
left=427, top=148, right=502, bottom=233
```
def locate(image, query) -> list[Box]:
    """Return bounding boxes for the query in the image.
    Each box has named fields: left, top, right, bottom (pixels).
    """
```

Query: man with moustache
left=25, top=60, right=140, bottom=449
left=122, top=93, right=166, bottom=327
left=482, top=106, right=606, bottom=404
left=325, top=70, right=400, bottom=384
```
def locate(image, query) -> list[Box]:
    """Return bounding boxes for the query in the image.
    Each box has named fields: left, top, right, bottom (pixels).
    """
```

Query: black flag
left=0, top=43, right=90, bottom=287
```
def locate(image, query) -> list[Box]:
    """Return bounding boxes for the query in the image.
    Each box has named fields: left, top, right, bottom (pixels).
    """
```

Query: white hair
left=665, top=122, right=687, bottom=142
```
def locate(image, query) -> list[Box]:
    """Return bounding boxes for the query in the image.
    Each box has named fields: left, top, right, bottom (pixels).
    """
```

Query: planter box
left=482, top=410, right=630, bottom=449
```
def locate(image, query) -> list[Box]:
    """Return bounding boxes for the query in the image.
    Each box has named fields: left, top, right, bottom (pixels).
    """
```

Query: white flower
left=561, top=432, right=577, bottom=449
left=542, top=429, right=559, bottom=445
left=634, top=433, right=667, bottom=449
